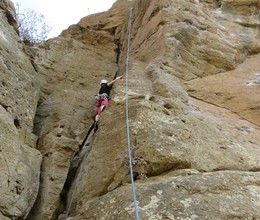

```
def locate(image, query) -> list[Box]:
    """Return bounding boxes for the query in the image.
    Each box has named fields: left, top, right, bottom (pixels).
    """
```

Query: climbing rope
left=65, top=122, right=97, bottom=220
left=64, top=24, right=130, bottom=218
left=65, top=1, right=138, bottom=219
left=125, top=1, right=140, bottom=220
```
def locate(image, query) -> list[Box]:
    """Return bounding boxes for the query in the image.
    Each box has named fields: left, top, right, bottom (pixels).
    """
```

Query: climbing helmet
left=100, top=79, right=108, bottom=84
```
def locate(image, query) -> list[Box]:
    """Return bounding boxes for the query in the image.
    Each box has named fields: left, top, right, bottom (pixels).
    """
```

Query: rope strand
left=125, top=1, right=139, bottom=219
left=65, top=1, right=138, bottom=219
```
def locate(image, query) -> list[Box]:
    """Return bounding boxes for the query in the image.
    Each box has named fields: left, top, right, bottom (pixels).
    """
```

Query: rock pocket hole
left=1, top=80, right=7, bottom=87
left=149, top=96, right=156, bottom=102
left=14, top=116, right=21, bottom=129
left=59, top=124, right=65, bottom=129
left=163, top=103, right=173, bottom=109
left=162, top=109, right=170, bottom=115
left=15, top=180, right=23, bottom=195
left=15, top=185, right=23, bottom=195
left=216, top=0, right=222, bottom=8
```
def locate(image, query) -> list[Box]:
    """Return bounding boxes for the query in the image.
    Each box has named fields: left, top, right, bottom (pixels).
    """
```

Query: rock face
left=0, top=0, right=259, bottom=220
left=0, top=1, right=42, bottom=219
left=187, top=54, right=260, bottom=126
left=69, top=170, right=260, bottom=220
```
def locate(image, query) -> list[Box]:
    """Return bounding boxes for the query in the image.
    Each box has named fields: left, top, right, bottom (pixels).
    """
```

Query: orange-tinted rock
left=187, top=54, right=260, bottom=126
left=1, top=0, right=259, bottom=219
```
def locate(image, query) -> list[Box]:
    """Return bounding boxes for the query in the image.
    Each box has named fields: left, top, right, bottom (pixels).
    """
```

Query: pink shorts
left=96, top=98, right=109, bottom=115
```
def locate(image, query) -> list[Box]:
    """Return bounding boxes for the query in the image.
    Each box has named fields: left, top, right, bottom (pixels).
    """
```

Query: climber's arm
left=107, top=75, right=123, bottom=87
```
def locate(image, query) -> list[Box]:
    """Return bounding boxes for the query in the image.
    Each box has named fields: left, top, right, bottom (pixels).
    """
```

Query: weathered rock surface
left=69, top=0, right=260, bottom=219
left=0, top=0, right=18, bottom=32
left=0, top=0, right=259, bottom=219
left=0, top=1, right=42, bottom=219
left=72, top=170, right=260, bottom=220
left=27, top=16, right=119, bottom=219
left=187, top=54, right=260, bottom=126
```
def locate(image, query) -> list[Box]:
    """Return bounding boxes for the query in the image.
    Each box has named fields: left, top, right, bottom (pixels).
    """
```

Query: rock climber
left=95, top=75, right=123, bottom=122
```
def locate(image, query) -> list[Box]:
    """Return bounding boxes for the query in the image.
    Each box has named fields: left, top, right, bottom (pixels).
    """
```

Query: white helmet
left=100, top=79, right=108, bottom=84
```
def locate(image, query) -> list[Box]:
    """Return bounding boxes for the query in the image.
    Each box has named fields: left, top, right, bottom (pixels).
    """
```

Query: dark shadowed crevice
left=13, top=116, right=21, bottom=128
left=53, top=37, right=122, bottom=220
left=26, top=161, right=44, bottom=220
left=216, top=0, right=222, bottom=8
left=55, top=158, right=81, bottom=219
left=32, top=97, right=49, bottom=138
left=0, top=4, right=18, bottom=33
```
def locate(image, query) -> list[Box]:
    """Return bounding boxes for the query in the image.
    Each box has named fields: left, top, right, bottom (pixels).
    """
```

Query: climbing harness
left=95, top=93, right=109, bottom=101
left=124, top=1, right=139, bottom=220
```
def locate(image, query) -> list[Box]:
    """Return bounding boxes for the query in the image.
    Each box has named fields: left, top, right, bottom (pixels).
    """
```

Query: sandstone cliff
left=0, top=0, right=259, bottom=219
left=0, top=0, right=41, bottom=219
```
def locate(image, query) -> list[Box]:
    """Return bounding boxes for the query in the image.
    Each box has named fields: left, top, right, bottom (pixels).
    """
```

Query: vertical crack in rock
left=54, top=40, right=122, bottom=219
left=26, top=162, right=44, bottom=220
left=56, top=140, right=93, bottom=219
left=2, top=0, right=260, bottom=219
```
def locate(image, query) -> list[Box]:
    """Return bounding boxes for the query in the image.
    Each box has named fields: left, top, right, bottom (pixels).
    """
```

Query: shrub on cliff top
left=15, top=3, right=52, bottom=45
